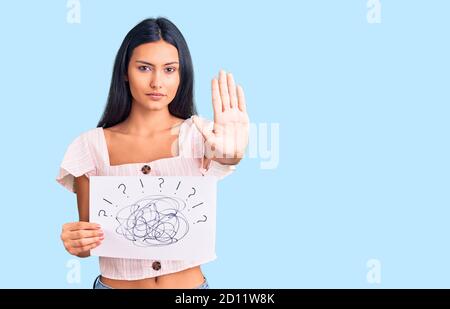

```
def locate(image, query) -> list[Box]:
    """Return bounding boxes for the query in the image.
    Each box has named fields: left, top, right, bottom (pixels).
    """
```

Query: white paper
left=89, top=176, right=217, bottom=260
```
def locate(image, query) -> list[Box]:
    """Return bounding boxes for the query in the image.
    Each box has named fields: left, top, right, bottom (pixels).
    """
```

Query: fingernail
left=100, top=236, right=105, bottom=240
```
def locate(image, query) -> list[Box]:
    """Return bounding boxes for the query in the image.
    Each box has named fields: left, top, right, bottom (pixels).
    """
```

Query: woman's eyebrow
left=136, top=60, right=179, bottom=66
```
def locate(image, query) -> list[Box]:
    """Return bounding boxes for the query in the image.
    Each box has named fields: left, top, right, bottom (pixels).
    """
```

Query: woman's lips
left=146, top=93, right=165, bottom=101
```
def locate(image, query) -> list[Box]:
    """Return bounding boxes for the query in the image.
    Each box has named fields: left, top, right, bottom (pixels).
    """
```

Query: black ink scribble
left=115, top=195, right=189, bottom=247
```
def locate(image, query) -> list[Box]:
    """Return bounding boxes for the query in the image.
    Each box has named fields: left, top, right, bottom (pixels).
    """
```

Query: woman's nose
left=150, top=71, right=162, bottom=89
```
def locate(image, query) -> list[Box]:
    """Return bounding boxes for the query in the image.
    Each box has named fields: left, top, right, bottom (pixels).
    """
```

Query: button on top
left=152, top=261, right=161, bottom=271
left=141, top=165, right=151, bottom=174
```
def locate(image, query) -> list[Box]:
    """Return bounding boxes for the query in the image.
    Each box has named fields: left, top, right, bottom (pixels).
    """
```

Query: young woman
left=57, top=17, right=249, bottom=289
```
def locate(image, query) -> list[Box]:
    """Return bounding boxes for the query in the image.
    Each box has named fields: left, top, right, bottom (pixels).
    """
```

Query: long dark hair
left=97, top=17, right=197, bottom=128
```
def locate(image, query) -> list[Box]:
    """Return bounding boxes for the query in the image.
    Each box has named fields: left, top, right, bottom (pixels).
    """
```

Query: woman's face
left=127, top=40, right=180, bottom=111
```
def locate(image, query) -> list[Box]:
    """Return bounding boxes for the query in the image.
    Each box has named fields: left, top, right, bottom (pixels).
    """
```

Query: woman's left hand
left=193, top=70, right=249, bottom=164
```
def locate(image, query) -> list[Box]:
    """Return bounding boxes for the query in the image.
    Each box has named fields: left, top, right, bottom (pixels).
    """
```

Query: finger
left=71, top=236, right=104, bottom=248
left=68, top=222, right=101, bottom=231
left=70, top=237, right=103, bottom=249
left=77, top=241, right=102, bottom=254
left=72, top=229, right=104, bottom=240
left=219, top=70, right=230, bottom=111
left=227, top=73, right=238, bottom=109
left=193, top=116, right=216, bottom=144
left=237, top=84, right=247, bottom=113
left=211, top=78, right=222, bottom=117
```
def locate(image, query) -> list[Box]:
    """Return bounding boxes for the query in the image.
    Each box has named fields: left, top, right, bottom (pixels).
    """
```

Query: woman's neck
left=118, top=102, right=180, bottom=137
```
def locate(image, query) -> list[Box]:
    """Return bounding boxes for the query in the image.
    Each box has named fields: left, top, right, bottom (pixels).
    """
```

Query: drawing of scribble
left=115, top=195, right=189, bottom=247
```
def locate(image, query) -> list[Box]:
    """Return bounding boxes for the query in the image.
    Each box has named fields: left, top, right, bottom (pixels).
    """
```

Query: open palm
left=193, top=70, right=249, bottom=161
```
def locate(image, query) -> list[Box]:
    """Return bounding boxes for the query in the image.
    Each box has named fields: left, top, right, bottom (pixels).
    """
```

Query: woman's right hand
left=61, top=222, right=104, bottom=257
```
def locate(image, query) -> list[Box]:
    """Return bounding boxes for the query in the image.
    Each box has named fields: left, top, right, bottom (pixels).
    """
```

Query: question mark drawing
left=158, top=178, right=165, bottom=192
left=189, top=202, right=204, bottom=212
left=139, top=178, right=144, bottom=193
left=186, top=187, right=196, bottom=201
left=118, top=183, right=129, bottom=198
left=98, top=209, right=110, bottom=217
left=174, top=181, right=181, bottom=194
left=194, top=215, right=207, bottom=224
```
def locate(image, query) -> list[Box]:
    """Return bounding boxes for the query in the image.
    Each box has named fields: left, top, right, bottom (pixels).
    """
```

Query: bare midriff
left=99, top=265, right=205, bottom=289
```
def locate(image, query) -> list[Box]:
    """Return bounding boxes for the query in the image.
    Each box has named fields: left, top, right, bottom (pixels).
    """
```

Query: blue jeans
left=93, top=275, right=210, bottom=289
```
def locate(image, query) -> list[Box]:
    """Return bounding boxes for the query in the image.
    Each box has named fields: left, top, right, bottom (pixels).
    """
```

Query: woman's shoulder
left=182, top=115, right=213, bottom=132
left=66, top=127, right=102, bottom=146
left=57, top=127, right=103, bottom=192
left=65, top=127, right=105, bottom=162
left=77, top=127, right=103, bottom=140
left=178, top=115, right=213, bottom=159
left=181, top=115, right=211, bottom=142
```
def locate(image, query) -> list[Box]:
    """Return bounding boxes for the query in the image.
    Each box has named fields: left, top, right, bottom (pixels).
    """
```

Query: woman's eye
left=137, top=66, right=176, bottom=73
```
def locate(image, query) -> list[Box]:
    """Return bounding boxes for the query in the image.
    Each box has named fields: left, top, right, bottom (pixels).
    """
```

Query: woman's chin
left=132, top=97, right=171, bottom=111
left=144, top=102, right=169, bottom=111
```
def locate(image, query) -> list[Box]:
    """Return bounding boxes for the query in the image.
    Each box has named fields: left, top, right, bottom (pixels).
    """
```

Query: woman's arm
left=75, top=175, right=90, bottom=222
left=73, top=175, right=94, bottom=257
left=60, top=176, right=103, bottom=258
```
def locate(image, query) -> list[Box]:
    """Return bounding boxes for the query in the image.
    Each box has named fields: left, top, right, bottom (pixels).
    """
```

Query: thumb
left=193, top=116, right=216, bottom=143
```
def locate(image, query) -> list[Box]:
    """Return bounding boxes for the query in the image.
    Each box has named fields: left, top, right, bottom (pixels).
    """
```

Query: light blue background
left=0, top=0, right=448, bottom=288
